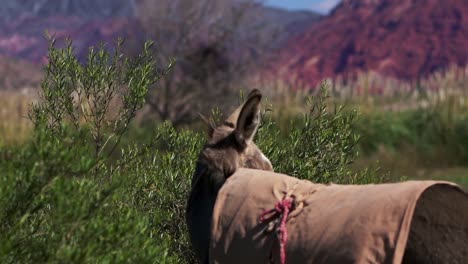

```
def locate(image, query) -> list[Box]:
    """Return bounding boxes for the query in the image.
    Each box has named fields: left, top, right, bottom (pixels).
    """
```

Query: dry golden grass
left=254, top=65, right=468, bottom=117
left=0, top=55, right=41, bottom=144
left=0, top=92, right=36, bottom=145
left=0, top=55, right=42, bottom=92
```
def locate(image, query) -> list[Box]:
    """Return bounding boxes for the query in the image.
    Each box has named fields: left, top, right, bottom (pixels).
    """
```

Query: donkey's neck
left=186, top=162, right=227, bottom=263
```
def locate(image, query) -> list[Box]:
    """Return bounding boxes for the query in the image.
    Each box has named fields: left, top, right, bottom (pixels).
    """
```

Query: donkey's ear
left=235, top=89, right=262, bottom=147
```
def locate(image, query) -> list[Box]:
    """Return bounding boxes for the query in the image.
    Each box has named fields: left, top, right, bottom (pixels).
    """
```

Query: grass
left=352, top=146, right=468, bottom=190
left=0, top=92, right=35, bottom=145
left=426, top=167, right=468, bottom=190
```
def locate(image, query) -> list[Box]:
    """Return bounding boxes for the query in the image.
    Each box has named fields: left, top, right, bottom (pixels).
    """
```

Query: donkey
left=186, top=89, right=273, bottom=263
left=186, top=89, right=468, bottom=264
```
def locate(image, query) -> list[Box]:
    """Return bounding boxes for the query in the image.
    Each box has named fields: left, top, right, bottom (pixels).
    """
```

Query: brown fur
left=186, top=89, right=273, bottom=263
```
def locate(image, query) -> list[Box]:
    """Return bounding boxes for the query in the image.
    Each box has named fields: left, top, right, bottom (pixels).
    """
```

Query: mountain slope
left=0, top=16, right=144, bottom=64
left=254, top=6, right=322, bottom=46
left=0, top=0, right=136, bottom=21
left=0, top=1, right=321, bottom=64
left=276, top=0, right=468, bottom=86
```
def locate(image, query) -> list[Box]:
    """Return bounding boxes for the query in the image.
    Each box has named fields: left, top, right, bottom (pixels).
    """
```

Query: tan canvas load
left=210, top=168, right=468, bottom=264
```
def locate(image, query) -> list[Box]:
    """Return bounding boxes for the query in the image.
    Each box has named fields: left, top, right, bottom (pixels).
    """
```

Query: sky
left=265, top=0, right=341, bottom=14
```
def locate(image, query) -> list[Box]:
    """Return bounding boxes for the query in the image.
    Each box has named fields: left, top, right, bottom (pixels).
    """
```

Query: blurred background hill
left=0, top=0, right=136, bottom=20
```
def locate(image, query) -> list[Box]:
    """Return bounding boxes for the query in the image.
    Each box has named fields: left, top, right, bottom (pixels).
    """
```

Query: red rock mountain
left=0, top=16, right=144, bottom=64
left=0, top=1, right=320, bottom=65
left=0, top=0, right=143, bottom=64
left=277, top=0, right=468, bottom=86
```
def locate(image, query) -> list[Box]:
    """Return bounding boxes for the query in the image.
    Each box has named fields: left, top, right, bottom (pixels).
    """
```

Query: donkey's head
left=193, top=89, right=273, bottom=191
left=187, top=89, right=272, bottom=263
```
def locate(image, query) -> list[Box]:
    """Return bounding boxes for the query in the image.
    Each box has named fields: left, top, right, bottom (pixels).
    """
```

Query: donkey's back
left=210, top=168, right=468, bottom=264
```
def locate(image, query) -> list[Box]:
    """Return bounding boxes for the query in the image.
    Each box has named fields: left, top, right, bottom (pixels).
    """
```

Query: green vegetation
left=258, top=68, right=468, bottom=189
left=0, top=40, right=388, bottom=263
left=257, top=85, right=382, bottom=184
left=0, top=39, right=180, bottom=263
left=353, top=104, right=468, bottom=188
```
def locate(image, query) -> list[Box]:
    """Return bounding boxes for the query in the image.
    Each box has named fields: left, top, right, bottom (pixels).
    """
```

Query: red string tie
left=259, top=197, right=294, bottom=264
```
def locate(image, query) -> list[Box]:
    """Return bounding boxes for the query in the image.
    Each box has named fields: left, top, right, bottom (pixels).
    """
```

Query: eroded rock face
left=276, top=0, right=468, bottom=86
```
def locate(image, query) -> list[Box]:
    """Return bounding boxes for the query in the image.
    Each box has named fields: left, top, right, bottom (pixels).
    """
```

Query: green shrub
left=258, top=84, right=383, bottom=184
left=0, top=126, right=177, bottom=263
left=29, top=37, right=172, bottom=169
left=117, top=123, right=204, bottom=262
left=0, top=38, right=177, bottom=263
